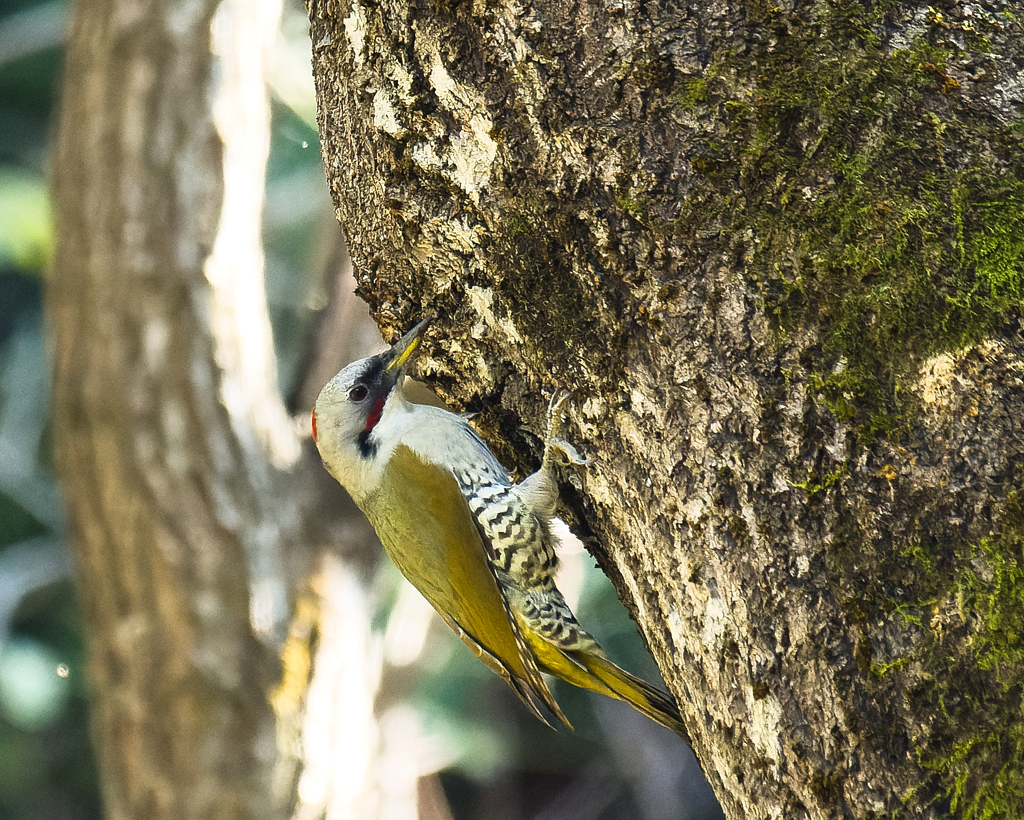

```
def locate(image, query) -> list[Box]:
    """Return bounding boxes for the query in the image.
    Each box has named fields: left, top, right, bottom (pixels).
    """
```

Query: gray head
left=312, top=318, right=431, bottom=487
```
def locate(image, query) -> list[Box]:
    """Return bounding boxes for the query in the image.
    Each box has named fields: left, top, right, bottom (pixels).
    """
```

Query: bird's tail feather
left=441, top=611, right=572, bottom=730
left=513, top=612, right=688, bottom=738
left=567, top=649, right=691, bottom=741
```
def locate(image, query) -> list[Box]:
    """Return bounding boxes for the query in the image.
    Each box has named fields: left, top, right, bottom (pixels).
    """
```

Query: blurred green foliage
left=0, top=2, right=96, bottom=817
left=0, top=170, right=51, bottom=271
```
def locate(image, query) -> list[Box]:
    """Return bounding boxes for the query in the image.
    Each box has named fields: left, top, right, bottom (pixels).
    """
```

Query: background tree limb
left=49, top=1, right=400, bottom=817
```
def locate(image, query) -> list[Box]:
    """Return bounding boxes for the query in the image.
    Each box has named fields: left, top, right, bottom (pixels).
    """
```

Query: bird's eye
left=348, top=385, right=368, bottom=402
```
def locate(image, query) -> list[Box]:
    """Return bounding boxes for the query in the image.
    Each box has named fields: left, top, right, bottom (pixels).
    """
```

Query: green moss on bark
left=656, top=3, right=1024, bottom=814
left=823, top=476, right=1024, bottom=818
left=674, top=1, right=1023, bottom=437
left=909, top=533, right=1024, bottom=820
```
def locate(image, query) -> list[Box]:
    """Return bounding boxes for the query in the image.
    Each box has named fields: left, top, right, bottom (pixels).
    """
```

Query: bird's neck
left=343, top=391, right=416, bottom=502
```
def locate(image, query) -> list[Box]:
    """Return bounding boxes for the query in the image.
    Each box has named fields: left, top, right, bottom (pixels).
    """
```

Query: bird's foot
left=543, top=392, right=588, bottom=468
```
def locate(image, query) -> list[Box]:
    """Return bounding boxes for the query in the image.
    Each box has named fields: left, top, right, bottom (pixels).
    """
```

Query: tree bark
left=306, top=0, right=1024, bottom=817
left=48, top=1, right=414, bottom=818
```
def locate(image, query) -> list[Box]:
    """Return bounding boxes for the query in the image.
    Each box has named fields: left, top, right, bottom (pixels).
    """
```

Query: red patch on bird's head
left=311, top=408, right=318, bottom=444
left=365, top=395, right=386, bottom=432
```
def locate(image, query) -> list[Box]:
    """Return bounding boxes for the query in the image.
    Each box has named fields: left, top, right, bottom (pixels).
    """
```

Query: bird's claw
left=543, top=392, right=588, bottom=468
left=545, top=391, right=573, bottom=441
left=546, top=436, right=589, bottom=467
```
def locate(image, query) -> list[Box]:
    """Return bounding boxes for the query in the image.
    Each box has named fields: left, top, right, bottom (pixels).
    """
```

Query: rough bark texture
left=307, top=0, right=1024, bottom=817
left=49, top=1, right=407, bottom=818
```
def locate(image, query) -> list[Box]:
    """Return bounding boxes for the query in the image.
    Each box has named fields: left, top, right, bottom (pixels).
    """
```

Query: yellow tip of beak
left=387, top=336, right=421, bottom=373
left=384, top=316, right=432, bottom=374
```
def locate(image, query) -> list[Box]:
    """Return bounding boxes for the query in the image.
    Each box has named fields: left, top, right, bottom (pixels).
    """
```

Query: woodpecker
left=312, top=318, right=687, bottom=737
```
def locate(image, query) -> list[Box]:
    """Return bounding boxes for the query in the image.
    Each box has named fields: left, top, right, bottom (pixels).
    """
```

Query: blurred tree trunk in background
left=307, top=0, right=1024, bottom=817
left=47, top=0, right=425, bottom=818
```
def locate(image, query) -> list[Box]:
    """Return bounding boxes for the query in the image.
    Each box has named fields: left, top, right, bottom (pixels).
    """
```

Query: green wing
left=361, top=444, right=568, bottom=727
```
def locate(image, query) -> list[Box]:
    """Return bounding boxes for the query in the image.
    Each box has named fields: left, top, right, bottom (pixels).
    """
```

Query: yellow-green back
left=360, top=444, right=565, bottom=723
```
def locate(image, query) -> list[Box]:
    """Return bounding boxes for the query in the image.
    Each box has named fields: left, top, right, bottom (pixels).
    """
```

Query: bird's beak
left=381, top=316, right=432, bottom=376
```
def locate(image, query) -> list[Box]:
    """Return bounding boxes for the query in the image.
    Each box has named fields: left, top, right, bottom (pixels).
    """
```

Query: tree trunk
left=48, top=1, right=415, bottom=818
left=306, top=0, right=1024, bottom=817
